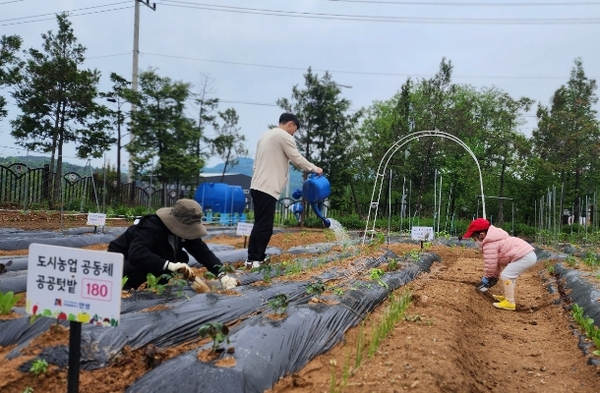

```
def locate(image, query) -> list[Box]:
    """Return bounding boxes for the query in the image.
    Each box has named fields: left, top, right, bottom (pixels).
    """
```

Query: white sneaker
left=244, top=260, right=266, bottom=270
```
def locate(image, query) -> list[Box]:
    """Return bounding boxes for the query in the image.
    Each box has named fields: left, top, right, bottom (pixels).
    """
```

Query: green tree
left=193, top=73, right=219, bottom=185
left=125, top=69, right=202, bottom=197
left=357, top=58, right=534, bottom=228
left=212, top=108, right=248, bottom=182
left=532, top=58, right=600, bottom=221
left=277, top=68, right=363, bottom=209
left=473, top=89, right=533, bottom=225
left=0, top=34, right=22, bottom=120
left=100, top=72, right=130, bottom=192
left=10, top=13, right=114, bottom=206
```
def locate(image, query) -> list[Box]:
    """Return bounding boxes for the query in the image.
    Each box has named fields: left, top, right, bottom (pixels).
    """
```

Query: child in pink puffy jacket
left=463, top=218, right=537, bottom=311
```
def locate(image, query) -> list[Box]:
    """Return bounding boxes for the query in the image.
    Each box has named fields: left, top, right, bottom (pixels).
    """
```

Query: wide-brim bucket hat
left=156, top=198, right=207, bottom=239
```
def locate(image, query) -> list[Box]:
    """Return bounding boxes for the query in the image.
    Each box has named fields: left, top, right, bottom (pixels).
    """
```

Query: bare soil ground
left=0, top=211, right=599, bottom=393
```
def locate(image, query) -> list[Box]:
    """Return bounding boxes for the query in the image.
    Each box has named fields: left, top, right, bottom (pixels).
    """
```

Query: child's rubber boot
left=492, top=294, right=505, bottom=301
left=493, top=299, right=516, bottom=311
left=493, top=278, right=516, bottom=311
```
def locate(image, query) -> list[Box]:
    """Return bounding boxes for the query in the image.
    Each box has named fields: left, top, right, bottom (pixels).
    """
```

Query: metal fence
left=0, top=162, right=177, bottom=211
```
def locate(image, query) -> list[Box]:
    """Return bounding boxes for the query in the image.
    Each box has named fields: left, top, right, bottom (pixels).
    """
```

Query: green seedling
left=144, top=273, right=171, bottom=295
left=121, top=276, right=128, bottom=289
left=198, top=322, right=230, bottom=353
left=21, top=387, right=34, bottom=393
left=332, top=287, right=345, bottom=296
left=203, top=272, right=217, bottom=280
left=369, top=268, right=389, bottom=289
left=405, top=249, right=421, bottom=262
left=29, top=358, right=48, bottom=377
left=367, top=291, right=412, bottom=358
left=284, top=260, right=303, bottom=276
left=218, top=264, right=235, bottom=275
left=306, top=280, right=326, bottom=298
left=583, top=252, right=600, bottom=267
left=253, top=264, right=273, bottom=283
left=163, top=275, right=187, bottom=301
left=373, top=232, right=385, bottom=245
left=267, top=294, right=289, bottom=316
left=387, top=258, right=399, bottom=271
left=572, top=303, right=600, bottom=356
left=565, top=255, right=578, bottom=267
left=0, top=290, right=22, bottom=315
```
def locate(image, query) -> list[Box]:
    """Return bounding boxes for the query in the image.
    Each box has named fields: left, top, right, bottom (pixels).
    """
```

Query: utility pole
left=129, top=0, right=156, bottom=182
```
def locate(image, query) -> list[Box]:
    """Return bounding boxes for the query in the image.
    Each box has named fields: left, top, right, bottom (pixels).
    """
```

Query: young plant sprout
left=267, top=294, right=289, bottom=316
left=369, top=268, right=389, bottom=289
left=198, top=322, right=230, bottom=353
left=144, top=273, right=170, bottom=295
left=306, top=280, right=326, bottom=298
left=29, top=358, right=48, bottom=377
left=218, top=264, right=235, bottom=275
left=0, top=290, right=22, bottom=315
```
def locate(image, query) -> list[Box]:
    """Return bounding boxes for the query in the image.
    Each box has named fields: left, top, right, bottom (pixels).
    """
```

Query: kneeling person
left=108, top=198, right=238, bottom=290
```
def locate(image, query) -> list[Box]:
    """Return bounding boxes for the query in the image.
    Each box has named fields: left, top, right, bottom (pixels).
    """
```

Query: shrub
left=336, top=214, right=364, bottom=230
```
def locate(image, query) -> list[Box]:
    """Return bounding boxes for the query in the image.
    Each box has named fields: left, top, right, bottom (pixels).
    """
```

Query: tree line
left=1, top=13, right=598, bottom=228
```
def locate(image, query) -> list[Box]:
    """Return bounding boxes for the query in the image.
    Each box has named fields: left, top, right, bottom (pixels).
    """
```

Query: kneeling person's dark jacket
left=108, top=214, right=221, bottom=289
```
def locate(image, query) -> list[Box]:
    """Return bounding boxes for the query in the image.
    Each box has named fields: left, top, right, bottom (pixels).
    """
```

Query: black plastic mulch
left=126, top=253, right=437, bottom=393
left=2, top=237, right=600, bottom=392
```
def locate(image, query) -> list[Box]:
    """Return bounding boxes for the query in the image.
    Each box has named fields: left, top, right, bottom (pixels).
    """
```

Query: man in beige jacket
left=246, top=113, right=323, bottom=269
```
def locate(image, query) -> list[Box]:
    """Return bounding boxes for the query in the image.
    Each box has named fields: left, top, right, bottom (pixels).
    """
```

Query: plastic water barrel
left=194, top=183, right=245, bottom=214
left=302, top=175, right=330, bottom=203
left=228, top=186, right=246, bottom=214
left=292, top=202, right=303, bottom=214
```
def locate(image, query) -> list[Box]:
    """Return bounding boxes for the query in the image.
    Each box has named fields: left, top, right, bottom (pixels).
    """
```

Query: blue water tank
left=194, top=183, right=245, bottom=214
left=302, top=175, right=331, bottom=203
left=292, top=202, right=303, bottom=214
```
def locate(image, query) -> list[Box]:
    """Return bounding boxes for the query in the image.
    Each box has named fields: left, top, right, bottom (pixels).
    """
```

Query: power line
left=87, top=52, right=131, bottom=60
left=0, top=2, right=131, bottom=27
left=304, top=0, right=600, bottom=6
left=3, top=0, right=598, bottom=29
left=161, top=0, right=600, bottom=24
left=141, top=51, right=577, bottom=81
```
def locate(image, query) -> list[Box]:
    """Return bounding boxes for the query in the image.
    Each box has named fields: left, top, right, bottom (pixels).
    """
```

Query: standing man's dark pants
left=248, top=189, right=277, bottom=262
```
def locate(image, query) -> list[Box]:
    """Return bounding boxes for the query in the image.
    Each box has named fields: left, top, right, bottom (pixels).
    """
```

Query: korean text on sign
left=26, top=244, right=124, bottom=326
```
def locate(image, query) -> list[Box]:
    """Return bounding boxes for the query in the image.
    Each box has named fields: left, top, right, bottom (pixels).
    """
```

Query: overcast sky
left=1, top=0, right=599, bottom=172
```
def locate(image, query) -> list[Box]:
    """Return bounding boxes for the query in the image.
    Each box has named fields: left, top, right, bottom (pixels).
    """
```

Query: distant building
left=200, top=173, right=251, bottom=193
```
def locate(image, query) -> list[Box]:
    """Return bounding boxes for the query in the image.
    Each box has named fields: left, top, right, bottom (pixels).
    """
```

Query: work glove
left=476, top=276, right=498, bottom=292
left=167, top=262, right=192, bottom=276
left=218, top=273, right=240, bottom=290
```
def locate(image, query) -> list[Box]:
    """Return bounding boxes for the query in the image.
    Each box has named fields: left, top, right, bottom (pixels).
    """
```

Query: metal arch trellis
left=362, top=130, right=486, bottom=245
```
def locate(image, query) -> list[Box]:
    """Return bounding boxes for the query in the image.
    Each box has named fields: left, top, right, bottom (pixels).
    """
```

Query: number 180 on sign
left=82, top=278, right=113, bottom=301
